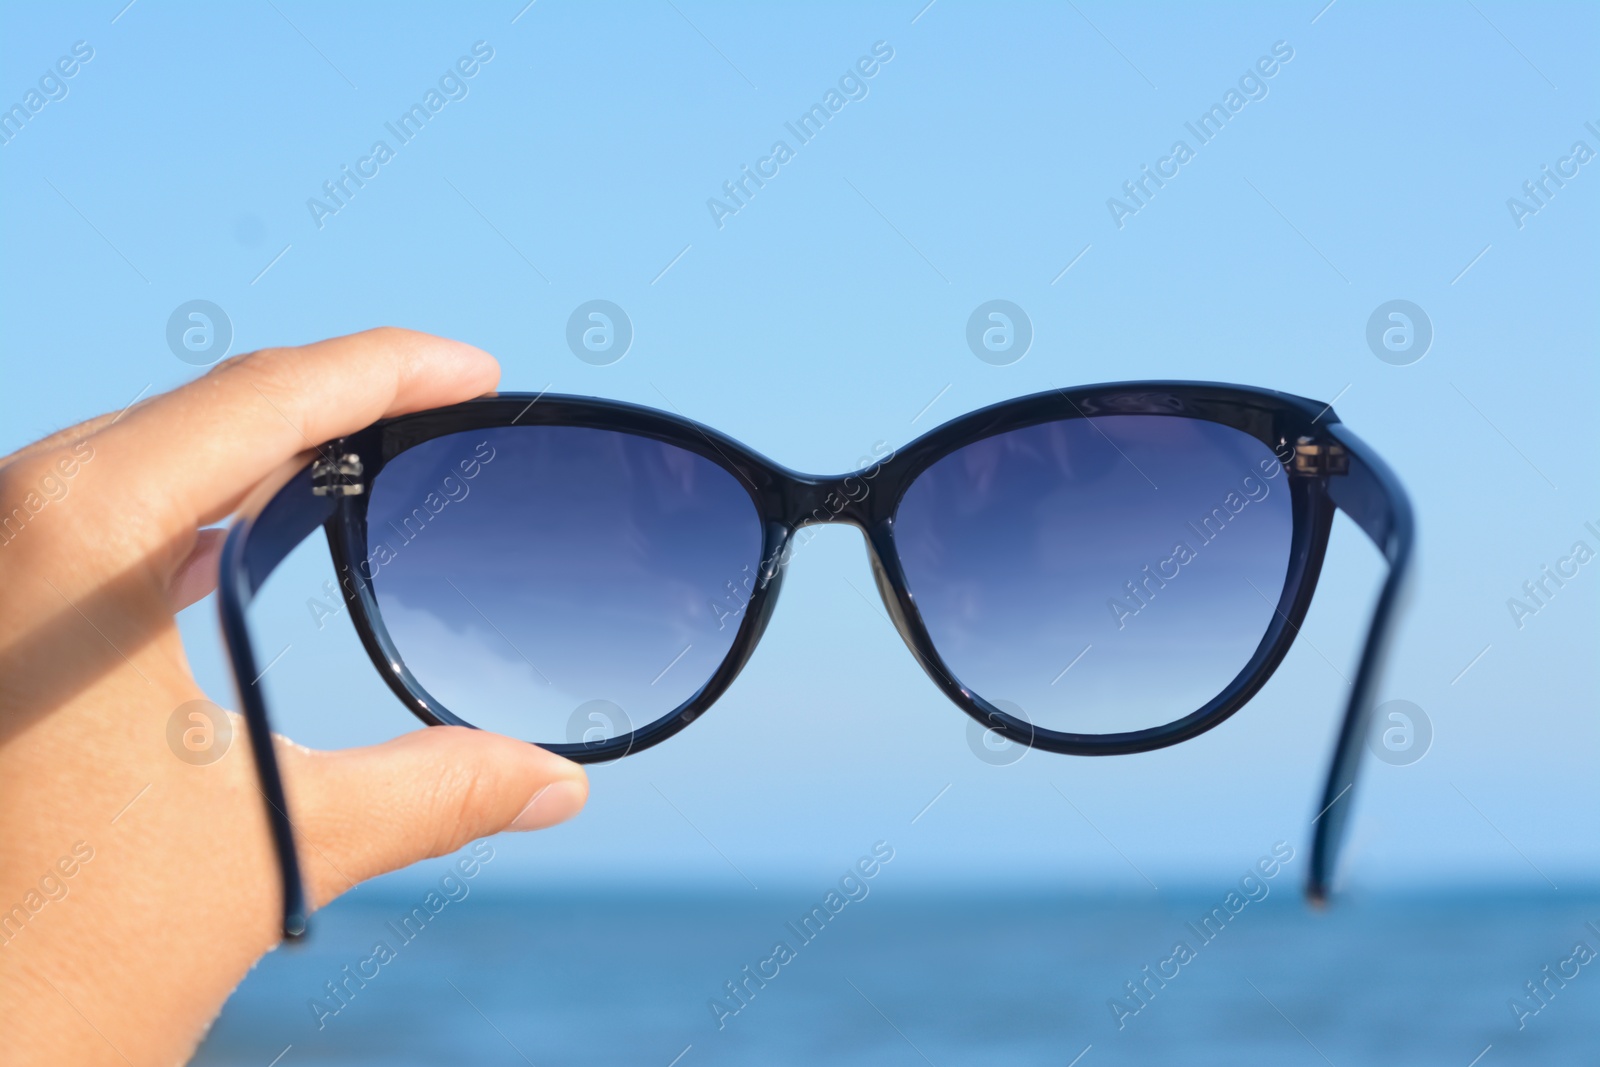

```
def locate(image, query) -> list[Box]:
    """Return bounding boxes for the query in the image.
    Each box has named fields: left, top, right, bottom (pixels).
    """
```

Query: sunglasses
left=221, top=381, right=1412, bottom=939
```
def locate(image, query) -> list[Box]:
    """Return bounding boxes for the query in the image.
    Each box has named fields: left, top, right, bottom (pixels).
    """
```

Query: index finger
left=83, top=327, right=500, bottom=538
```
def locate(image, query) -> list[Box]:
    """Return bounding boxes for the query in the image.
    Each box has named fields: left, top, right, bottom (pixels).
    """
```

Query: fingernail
left=508, top=780, right=585, bottom=832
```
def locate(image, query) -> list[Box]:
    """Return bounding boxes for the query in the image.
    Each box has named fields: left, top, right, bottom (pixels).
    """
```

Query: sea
left=194, top=888, right=1600, bottom=1066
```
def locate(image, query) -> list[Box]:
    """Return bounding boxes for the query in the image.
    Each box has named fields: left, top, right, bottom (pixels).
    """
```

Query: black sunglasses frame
left=220, top=381, right=1412, bottom=940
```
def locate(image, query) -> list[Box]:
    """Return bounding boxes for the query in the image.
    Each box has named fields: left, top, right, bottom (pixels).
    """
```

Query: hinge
left=1291, top=436, right=1348, bottom=477
left=311, top=452, right=364, bottom=496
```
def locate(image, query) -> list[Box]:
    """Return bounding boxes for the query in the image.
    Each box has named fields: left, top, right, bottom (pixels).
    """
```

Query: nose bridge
left=786, top=470, right=874, bottom=530
left=776, top=468, right=937, bottom=696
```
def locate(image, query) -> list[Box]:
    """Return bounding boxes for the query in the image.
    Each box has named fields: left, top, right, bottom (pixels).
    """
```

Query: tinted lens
left=894, top=415, right=1294, bottom=735
left=363, top=426, right=764, bottom=746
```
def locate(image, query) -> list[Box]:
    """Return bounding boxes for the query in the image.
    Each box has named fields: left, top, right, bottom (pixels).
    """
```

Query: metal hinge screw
left=1292, top=436, right=1349, bottom=477
left=311, top=453, right=364, bottom=496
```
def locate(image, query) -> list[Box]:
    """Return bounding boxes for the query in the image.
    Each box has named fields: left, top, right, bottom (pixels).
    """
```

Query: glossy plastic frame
left=219, top=381, right=1412, bottom=939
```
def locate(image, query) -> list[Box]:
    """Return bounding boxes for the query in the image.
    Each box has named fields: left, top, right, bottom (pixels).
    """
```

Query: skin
left=0, top=329, right=589, bottom=1065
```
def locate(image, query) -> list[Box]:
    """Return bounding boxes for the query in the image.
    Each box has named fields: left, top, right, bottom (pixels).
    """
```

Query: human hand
left=0, top=329, right=590, bottom=1065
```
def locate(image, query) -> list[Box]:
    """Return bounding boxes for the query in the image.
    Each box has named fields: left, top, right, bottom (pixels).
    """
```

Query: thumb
left=281, top=726, right=589, bottom=909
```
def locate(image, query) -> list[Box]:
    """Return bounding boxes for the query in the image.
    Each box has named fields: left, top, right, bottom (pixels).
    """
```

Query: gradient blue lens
left=894, top=416, right=1293, bottom=735
left=363, top=426, right=764, bottom=746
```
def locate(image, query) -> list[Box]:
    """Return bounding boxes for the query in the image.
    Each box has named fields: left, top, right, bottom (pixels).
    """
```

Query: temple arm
left=217, top=457, right=336, bottom=940
left=1305, top=423, right=1416, bottom=904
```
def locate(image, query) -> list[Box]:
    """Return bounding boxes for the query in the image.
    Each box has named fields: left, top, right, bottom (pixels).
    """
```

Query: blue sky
left=2, top=0, right=1595, bottom=896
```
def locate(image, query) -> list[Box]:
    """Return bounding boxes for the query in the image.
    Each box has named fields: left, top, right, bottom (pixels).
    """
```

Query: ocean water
left=194, top=888, right=1600, bottom=1066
